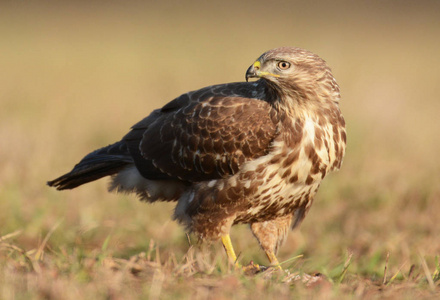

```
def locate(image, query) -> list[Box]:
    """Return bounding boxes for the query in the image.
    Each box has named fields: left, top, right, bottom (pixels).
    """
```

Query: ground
left=1, top=1, right=440, bottom=299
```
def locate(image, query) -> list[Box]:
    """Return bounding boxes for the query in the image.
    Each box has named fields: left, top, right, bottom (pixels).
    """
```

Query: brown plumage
left=48, top=47, right=346, bottom=268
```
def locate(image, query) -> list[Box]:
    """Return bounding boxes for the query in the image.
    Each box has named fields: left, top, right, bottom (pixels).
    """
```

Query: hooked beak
left=245, top=60, right=280, bottom=82
left=245, top=61, right=261, bottom=82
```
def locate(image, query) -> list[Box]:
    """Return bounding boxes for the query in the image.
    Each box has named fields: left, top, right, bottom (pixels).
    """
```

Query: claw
left=221, top=235, right=282, bottom=273
left=265, top=250, right=282, bottom=270
left=242, top=261, right=267, bottom=275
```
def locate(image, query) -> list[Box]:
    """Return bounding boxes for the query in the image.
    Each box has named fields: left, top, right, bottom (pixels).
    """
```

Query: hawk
left=48, top=47, right=346, bottom=269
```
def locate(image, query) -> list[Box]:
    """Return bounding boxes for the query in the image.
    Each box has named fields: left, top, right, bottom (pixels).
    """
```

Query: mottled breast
left=232, top=104, right=346, bottom=224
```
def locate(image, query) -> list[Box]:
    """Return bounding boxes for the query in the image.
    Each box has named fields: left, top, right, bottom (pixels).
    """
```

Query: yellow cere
left=254, top=60, right=280, bottom=78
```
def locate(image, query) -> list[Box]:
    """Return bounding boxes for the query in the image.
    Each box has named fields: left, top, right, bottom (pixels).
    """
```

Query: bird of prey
left=48, top=47, right=346, bottom=269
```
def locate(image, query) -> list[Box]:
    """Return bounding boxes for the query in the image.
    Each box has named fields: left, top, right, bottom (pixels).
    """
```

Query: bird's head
left=246, top=47, right=340, bottom=105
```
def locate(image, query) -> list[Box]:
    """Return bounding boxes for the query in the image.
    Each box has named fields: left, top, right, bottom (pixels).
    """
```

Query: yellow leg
left=265, top=251, right=282, bottom=270
left=221, top=235, right=238, bottom=266
left=221, top=235, right=262, bottom=273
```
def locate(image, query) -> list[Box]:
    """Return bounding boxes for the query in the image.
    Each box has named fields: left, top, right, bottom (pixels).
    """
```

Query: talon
left=221, top=235, right=281, bottom=273
left=265, top=250, right=283, bottom=270
left=242, top=261, right=266, bottom=275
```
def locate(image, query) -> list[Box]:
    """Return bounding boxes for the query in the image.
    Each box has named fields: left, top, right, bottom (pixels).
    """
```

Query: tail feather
left=47, top=142, right=133, bottom=190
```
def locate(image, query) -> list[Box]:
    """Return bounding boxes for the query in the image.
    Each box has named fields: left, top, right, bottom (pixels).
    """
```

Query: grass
left=1, top=1, right=440, bottom=299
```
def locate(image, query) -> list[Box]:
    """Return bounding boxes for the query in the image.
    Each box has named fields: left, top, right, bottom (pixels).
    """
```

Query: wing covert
left=138, top=84, right=279, bottom=182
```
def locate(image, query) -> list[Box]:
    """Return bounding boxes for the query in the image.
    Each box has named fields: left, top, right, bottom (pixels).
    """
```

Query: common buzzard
left=48, top=47, right=346, bottom=269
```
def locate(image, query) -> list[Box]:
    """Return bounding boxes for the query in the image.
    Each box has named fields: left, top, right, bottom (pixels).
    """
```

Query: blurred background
left=1, top=0, right=439, bottom=274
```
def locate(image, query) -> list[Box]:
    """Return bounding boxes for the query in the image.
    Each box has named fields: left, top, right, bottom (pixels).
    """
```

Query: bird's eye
left=277, top=61, right=291, bottom=70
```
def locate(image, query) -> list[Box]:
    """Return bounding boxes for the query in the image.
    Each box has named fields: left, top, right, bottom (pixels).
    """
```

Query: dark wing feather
left=132, top=82, right=279, bottom=182
left=122, top=110, right=175, bottom=180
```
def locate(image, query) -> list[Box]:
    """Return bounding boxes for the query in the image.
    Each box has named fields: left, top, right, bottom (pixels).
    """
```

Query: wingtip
left=47, top=177, right=66, bottom=190
left=47, top=179, right=61, bottom=189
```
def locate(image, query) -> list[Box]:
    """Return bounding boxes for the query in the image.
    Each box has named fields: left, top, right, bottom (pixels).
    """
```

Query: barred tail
left=47, top=142, right=133, bottom=190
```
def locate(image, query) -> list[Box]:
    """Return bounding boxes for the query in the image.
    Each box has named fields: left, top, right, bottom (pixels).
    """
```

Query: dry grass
left=1, top=1, right=440, bottom=299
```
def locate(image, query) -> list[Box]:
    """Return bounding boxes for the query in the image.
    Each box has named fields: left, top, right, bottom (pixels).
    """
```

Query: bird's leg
left=221, top=234, right=262, bottom=273
left=250, top=215, right=293, bottom=270
left=265, top=250, right=282, bottom=270
left=221, top=234, right=239, bottom=267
